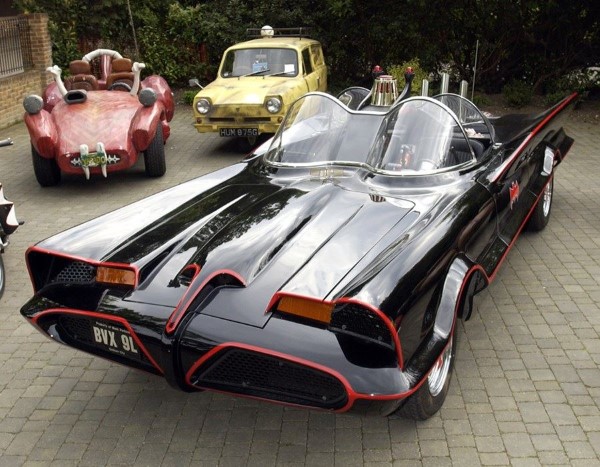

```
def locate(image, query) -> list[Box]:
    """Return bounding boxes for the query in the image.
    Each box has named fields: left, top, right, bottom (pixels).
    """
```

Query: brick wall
left=0, top=13, right=52, bottom=129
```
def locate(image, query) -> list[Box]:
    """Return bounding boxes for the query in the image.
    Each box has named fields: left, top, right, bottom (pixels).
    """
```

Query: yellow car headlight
left=195, top=98, right=211, bottom=115
left=265, top=96, right=282, bottom=114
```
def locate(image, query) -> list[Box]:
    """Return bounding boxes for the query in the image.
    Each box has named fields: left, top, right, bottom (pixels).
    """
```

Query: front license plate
left=219, top=128, right=258, bottom=137
left=91, top=320, right=141, bottom=360
left=81, top=152, right=106, bottom=168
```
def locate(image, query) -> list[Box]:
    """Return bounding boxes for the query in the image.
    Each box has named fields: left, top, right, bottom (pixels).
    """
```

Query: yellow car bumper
left=193, top=112, right=284, bottom=136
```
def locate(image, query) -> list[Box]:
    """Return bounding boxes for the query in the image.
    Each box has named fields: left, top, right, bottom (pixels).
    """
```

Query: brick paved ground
left=0, top=103, right=598, bottom=466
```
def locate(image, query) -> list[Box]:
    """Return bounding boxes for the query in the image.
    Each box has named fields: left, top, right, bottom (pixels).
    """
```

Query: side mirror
left=189, top=78, right=203, bottom=89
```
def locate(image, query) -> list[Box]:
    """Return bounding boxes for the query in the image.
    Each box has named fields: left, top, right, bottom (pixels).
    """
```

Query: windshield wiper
left=238, top=68, right=271, bottom=77
left=265, top=71, right=292, bottom=77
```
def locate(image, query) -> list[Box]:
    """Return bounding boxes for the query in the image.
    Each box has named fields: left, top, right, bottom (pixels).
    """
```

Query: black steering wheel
left=108, top=81, right=132, bottom=92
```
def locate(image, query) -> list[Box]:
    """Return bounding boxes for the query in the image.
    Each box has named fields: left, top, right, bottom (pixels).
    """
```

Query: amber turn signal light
left=96, top=266, right=136, bottom=287
left=277, top=296, right=333, bottom=324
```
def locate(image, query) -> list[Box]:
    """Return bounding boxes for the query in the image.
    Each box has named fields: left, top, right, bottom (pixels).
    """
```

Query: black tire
left=0, top=255, right=4, bottom=300
left=396, top=326, right=458, bottom=420
left=31, top=144, right=61, bottom=187
left=144, top=123, right=166, bottom=177
left=527, top=178, right=553, bottom=231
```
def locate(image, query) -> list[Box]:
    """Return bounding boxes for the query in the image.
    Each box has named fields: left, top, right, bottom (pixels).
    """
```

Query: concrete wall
left=0, top=13, right=53, bottom=129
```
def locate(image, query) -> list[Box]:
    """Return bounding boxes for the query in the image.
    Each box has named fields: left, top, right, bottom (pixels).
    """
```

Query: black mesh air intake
left=329, top=303, right=394, bottom=349
left=190, top=347, right=348, bottom=410
left=52, top=261, right=96, bottom=285
left=58, top=315, right=94, bottom=343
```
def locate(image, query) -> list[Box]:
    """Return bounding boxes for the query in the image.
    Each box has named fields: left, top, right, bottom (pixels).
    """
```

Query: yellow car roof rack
left=246, top=26, right=312, bottom=38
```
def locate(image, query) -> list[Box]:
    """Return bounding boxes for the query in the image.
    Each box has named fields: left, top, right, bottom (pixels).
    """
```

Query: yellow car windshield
left=221, top=48, right=299, bottom=78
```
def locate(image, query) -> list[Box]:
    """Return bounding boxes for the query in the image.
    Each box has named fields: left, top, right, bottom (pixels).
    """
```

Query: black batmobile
left=21, top=87, right=576, bottom=419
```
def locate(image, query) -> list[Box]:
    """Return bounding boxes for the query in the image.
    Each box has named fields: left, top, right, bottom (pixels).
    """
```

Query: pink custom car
left=23, top=49, right=175, bottom=186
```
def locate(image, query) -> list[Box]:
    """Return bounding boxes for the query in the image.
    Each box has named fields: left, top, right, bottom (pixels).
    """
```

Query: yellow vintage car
left=192, top=27, right=327, bottom=145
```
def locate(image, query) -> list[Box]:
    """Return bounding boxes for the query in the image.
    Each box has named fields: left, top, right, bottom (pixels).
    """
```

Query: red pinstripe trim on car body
left=29, top=308, right=163, bottom=374
left=490, top=92, right=577, bottom=184
left=165, top=269, right=246, bottom=335
left=336, top=296, right=405, bottom=369
left=451, top=174, right=556, bottom=319
left=26, top=245, right=140, bottom=291
left=487, top=175, right=554, bottom=284
left=267, top=292, right=404, bottom=369
left=183, top=340, right=462, bottom=413
left=184, top=342, right=355, bottom=412
left=265, top=291, right=335, bottom=315
left=181, top=263, right=201, bottom=277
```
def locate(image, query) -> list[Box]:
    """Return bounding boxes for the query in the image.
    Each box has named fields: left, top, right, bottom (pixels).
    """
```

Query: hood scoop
left=126, top=180, right=415, bottom=330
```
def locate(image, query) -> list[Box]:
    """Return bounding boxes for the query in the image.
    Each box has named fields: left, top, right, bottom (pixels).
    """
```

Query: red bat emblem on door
left=509, top=180, right=520, bottom=209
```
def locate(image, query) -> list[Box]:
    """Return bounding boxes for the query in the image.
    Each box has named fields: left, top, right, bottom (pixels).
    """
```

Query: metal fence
left=0, top=16, right=34, bottom=78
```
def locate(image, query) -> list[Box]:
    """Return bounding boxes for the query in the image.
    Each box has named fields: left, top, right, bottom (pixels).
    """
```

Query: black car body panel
left=21, top=90, right=577, bottom=416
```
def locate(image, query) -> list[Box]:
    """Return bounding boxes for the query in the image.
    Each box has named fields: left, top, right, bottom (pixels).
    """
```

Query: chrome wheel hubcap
left=542, top=180, right=553, bottom=217
left=428, top=336, right=453, bottom=397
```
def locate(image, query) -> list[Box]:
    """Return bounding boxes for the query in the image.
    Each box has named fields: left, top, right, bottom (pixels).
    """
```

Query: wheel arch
left=399, top=254, right=488, bottom=386
left=434, top=255, right=489, bottom=337
left=24, top=111, right=57, bottom=158
left=131, top=104, right=163, bottom=152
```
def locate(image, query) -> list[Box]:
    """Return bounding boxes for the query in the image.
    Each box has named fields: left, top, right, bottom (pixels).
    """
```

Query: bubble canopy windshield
left=265, top=93, right=489, bottom=174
